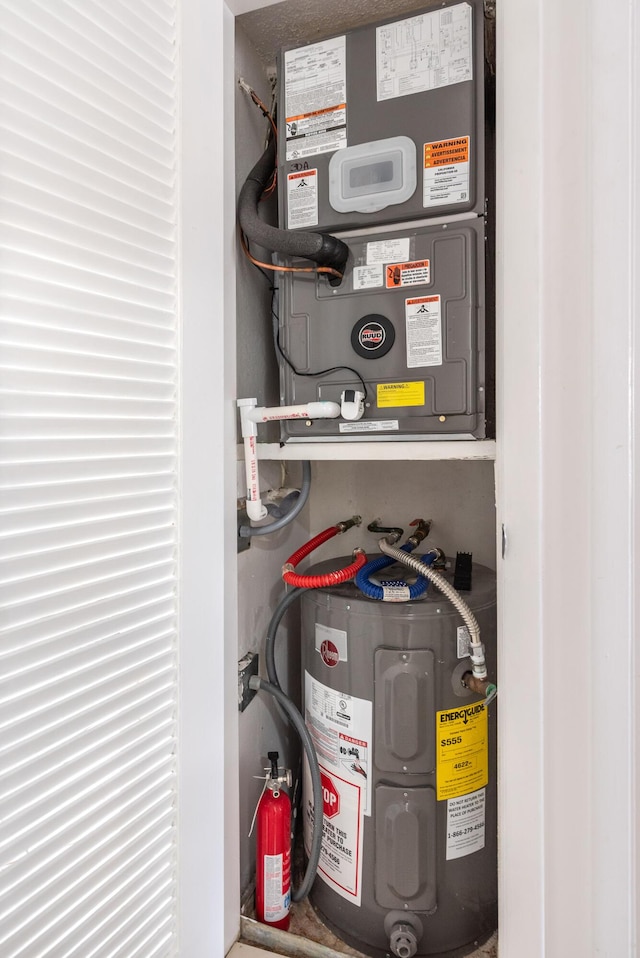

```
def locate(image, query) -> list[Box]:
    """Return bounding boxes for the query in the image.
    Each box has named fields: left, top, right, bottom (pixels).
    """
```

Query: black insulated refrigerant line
left=237, top=137, right=349, bottom=286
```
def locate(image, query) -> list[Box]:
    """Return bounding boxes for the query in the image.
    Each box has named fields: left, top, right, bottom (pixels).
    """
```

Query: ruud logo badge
left=359, top=323, right=385, bottom=349
left=351, top=314, right=395, bottom=359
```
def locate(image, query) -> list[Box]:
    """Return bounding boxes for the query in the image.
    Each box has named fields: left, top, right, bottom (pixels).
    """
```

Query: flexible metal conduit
left=378, top=537, right=488, bottom=679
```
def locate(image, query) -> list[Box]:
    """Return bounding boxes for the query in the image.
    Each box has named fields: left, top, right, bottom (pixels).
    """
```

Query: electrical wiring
left=239, top=78, right=278, bottom=197
left=271, top=293, right=368, bottom=401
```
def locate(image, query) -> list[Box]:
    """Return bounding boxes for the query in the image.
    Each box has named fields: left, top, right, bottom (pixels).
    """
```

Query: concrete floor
left=238, top=900, right=498, bottom=958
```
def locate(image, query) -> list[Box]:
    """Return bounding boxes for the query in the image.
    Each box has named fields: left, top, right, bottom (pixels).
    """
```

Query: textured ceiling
left=237, top=0, right=438, bottom=65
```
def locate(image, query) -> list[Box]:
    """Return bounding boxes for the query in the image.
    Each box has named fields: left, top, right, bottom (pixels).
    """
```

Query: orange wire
left=250, top=90, right=278, bottom=143
left=239, top=231, right=343, bottom=282
left=248, top=89, right=277, bottom=198
left=241, top=88, right=342, bottom=281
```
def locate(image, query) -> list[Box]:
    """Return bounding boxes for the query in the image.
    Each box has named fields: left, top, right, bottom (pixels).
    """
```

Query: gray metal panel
left=301, top=561, right=498, bottom=956
left=374, top=648, right=435, bottom=772
left=278, top=217, right=486, bottom=440
left=278, top=0, right=486, bottom=233
left=375, top=784, right=437, bottom=911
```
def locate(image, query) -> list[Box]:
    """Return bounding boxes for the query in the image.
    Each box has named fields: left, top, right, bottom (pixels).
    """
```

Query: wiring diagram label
left=424, top=136, right=471, bottom=208
left=446, top=787, right=486, bottom=859
left=405, top=295, right=442, bottom=368
left=436, top=702, right=488, bottom=800
left=305, top=672, right=372, bottom=814
left=284, top=36, right=347, bottom=160
left=287, top=169, right=318, bottom=228
left=376, top=3, right=472, bottom=102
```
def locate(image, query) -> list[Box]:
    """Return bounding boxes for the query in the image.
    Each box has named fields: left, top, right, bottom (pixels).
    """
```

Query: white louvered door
left=0, top=1, right=180, bottom=955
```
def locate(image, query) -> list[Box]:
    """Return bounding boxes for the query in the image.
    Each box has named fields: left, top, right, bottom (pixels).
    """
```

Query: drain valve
left=389, top=923, right=418, bottom=958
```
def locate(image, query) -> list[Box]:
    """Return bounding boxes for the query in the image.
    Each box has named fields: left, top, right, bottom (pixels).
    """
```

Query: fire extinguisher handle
left=268, top=751, right=279, bottom=780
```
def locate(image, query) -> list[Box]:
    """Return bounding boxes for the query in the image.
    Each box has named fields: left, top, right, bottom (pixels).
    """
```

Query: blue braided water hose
left=355, top=545, right=437, bottom=601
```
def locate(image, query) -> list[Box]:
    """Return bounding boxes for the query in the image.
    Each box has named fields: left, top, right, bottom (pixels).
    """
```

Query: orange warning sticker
left=386, top=260, right=430, bottom=288
left=286, top=103, right=347, bottom=123
left=424, top=136, right=470, bottom=169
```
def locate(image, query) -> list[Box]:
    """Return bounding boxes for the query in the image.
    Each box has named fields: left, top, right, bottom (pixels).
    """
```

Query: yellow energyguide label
left=436, top=702, right=488, bottom=800
left=377, top=381, right=425, bottom=408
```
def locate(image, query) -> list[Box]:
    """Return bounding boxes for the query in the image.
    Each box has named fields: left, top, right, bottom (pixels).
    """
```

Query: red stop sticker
left=321, top=772, right=340, bottom=818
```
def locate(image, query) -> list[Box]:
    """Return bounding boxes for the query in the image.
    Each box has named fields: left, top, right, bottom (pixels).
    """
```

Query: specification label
left=305, top=672, right=372, bottom=814
left=284, top=36, right=347, bottom=160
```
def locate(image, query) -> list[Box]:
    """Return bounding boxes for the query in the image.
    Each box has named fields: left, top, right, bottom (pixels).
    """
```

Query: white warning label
left=284, top=36, right=347, bottom=160
left=303, top=762, right=364, bottom=905
left=382, top=585, right=411, bottom=602
left=405, top=295, right=442, bottom=368
left=446, top=787, right=486, bottom=860
left=376, top=3, right=473, bottom=102
left=305, top=672, right=372, bottom=814
left=457, top=625, right=471, bottom=658
left=287, top=169, right=318, bottom=228
left=353, top=263, right=384, bottom=290
left=366, top=237, right=411, bottom=265
left=339, top=420, right=399, bottom=433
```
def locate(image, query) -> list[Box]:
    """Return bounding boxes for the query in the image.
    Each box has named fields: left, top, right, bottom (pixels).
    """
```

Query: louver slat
left=0, top=0, right=179, bottom=954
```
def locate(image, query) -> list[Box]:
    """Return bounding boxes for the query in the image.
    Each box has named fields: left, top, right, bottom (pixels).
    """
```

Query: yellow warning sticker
left=436, top=702, right=488, bottom=801
left=377, top=381, right=425, bottom=408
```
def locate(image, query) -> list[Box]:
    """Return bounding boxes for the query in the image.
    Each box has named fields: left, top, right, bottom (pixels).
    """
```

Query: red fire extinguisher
left=255, top=751, right=292, bottom=930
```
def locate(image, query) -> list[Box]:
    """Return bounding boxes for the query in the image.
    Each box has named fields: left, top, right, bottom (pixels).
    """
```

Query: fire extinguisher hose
left=282, top=518, right=366, bottom=588
left=249, top=675, right=323, bottom=903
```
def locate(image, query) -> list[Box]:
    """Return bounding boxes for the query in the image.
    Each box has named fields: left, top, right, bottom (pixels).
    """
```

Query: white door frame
left=179, top=0, right=639, bottom=954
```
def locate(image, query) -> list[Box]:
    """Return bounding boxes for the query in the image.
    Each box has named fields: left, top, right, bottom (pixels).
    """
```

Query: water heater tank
left=301, top=558, right=497, bottom=958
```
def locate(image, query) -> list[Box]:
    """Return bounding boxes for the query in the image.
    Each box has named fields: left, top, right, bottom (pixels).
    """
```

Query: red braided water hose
left=282, top=525, right=366, bottom=588
left=285, top=525, right=339, bottom=568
